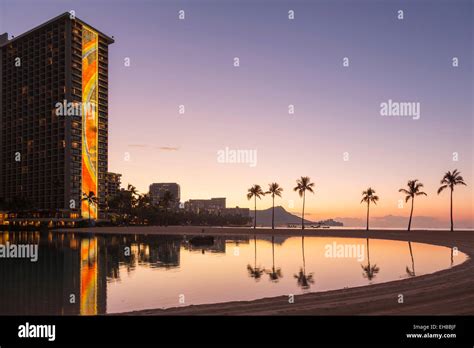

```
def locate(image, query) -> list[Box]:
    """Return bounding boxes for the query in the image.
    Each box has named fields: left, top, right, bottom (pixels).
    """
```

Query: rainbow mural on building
left=81, top=26, right=99, bottom=219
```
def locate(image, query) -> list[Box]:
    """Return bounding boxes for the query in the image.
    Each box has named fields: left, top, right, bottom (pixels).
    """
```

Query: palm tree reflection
left=294, top=236, right=314, bottom=290
left=266, top=236, right=282, bottom=282
left=361, top=238, right=380, bottom=282
left=406, top=241, right=416, bottom=277
left=247, top=235, right=265, bottom=281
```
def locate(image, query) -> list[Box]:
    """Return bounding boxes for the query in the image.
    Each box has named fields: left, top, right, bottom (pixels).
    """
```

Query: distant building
left=184, top=198, right=249, bottom=216
left=105, top=172, right=122, bottom=199
left=185, top=198, right=226, bottom=214
left=149, top=183, right=181, bottom=206
left=222, top=207, right=250, bottom=217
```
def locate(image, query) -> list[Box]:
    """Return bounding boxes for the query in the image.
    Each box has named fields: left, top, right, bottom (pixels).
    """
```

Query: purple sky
left=1, top=0, right=472, bottom=227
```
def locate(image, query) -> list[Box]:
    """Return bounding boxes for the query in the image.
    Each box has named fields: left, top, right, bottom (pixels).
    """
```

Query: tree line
left=247, top=169, right=467, bottom=231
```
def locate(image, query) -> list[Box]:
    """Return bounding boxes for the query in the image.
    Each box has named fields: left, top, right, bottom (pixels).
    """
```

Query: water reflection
left=451, top=247, right=454, bottom=267
left=0, top=232, right=184, bottom=315
left=0, top=231, right=467, bottom=315
left=247, top=235, right=265, bottom=281
left=361, top=238, right=380, bottom=282
left=406, top=241, right=416, bottom=277
left=266, top=236, right=283, bottom=282
left=294, top=236, right=315, bottom=291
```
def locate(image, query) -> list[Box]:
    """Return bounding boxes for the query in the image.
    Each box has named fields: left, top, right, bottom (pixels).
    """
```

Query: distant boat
left=287, top=223, right=330, bottom=229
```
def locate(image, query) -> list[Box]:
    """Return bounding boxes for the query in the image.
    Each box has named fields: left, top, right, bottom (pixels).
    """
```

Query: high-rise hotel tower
left=0, top=13, right=114, bottom=219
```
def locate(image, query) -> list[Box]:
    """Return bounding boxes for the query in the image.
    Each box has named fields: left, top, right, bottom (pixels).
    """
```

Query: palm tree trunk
left=301, top=191, right=305, bottom=230
left=366, top=201, right=370, bottom=231
left=272, top=196, right=275, bottom=230
left=88, top=203, right=91, bottom=224
left=450, top=188, right=454, bottom=231
left=408, top=198, right=414, bottom=231
left=254, top=196, right=257, bottom=229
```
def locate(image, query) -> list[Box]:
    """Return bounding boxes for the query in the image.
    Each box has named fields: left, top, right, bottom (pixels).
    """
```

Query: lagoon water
left=0, top=231, right=467, bottom=315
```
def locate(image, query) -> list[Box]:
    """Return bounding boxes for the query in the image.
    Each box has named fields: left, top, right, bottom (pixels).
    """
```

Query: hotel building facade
left=0, top=12, right=113, bottom=220
left=149, top=183, right=181, bottom=206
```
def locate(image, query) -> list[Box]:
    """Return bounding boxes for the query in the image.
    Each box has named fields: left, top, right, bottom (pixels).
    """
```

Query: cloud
left=157, top=146, right=180, bottom=151
left=127, top=144, right=180, bottom=151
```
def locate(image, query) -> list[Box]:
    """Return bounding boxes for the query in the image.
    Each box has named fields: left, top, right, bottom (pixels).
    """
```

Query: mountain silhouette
left=251, top=206, right=342, bottom=227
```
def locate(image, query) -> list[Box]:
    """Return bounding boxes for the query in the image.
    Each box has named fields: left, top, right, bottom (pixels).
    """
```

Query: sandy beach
left=64, top=226, right=474, bottom=316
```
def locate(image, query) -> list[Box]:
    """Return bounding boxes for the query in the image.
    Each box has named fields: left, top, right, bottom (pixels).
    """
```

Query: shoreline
left=62, top=226, right=474, bottom=315
left=61, top=225, right=473, bottom=236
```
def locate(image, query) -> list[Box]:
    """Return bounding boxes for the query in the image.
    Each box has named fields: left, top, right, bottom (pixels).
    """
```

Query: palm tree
left=127, top=183, right=139, bottom=196
left=127, top=184, right=139, bottom=207
left=160, top=190, right=174, bottom=209
left=293, top=236, right=314, bottom=290
left=160, top=190, right=174, bottom=226
left=137, top=193, right=151, bottom=224
left=437, top=169, right=467, bottom=231
left=120, top=189, right=134, bottom=223
left=360, top=188, right=379, bottom=230
left=361, top=238, right=380, bottom=281
left=247, top=185, right=265, bottom=229
left=266, top=236, right=282, bottom=282
left=138, top=193, right=151, bottom=207
left=266, top=183, right=283, bottom=229
left=293, top=176, right=315, bottom=230
left=399, top=179, right=427, bottom=231
left=247, top=235, right=265, bottom=281
left=406, top=241, right=416, bottom=277
left=82, top=191, right=98, bottom=224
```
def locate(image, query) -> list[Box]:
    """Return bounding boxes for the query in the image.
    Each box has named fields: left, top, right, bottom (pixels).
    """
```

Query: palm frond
left=437, top=184, right=448, bottom=194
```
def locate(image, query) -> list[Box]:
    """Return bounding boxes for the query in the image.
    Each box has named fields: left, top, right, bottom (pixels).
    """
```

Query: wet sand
left=64, top=226, right=474, bottom=315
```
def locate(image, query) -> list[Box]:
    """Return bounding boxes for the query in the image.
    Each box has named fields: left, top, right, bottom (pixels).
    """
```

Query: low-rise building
left=184, top=198, right=226, bottom=214
left=222, top=207, right=250, bottom=217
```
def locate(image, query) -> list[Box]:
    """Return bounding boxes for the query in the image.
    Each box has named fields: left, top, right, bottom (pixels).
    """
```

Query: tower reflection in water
left=0, top=231, right=183, bottom=315
left=80, top=238, right=98, bottom=315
